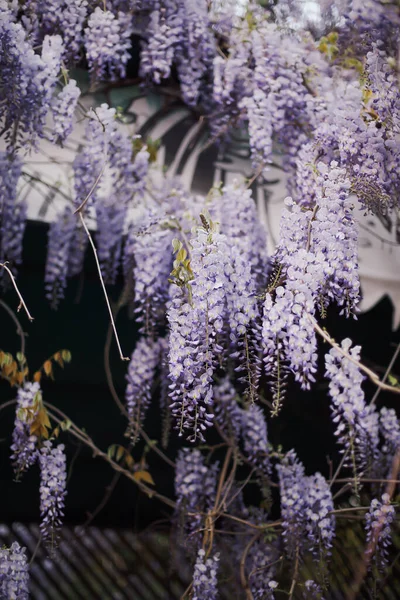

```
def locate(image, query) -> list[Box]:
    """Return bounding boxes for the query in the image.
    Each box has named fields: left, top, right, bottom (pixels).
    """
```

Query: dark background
left=0, top=220, right=399, bottom=532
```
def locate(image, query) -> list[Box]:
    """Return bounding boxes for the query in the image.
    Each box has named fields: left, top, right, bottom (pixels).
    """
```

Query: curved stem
left=0, top=299, right=26, bottom=355
left=0, top=263, right=34, bottom=322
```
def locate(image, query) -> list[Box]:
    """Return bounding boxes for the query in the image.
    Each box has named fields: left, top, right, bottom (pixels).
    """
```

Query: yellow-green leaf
left=133, top=470, right=155, bottom=486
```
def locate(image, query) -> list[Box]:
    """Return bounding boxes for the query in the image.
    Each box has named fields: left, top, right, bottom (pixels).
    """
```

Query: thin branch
left=0, top=263, right=34, bottom=321
left=45, top=405, right=176, bottom=509
left=78, top=212, right=129, bottom=361
left=370, top=341, right=400, bottom=405
left=311, top=315, right=400, bottom=394
left=0, top=299, right=26, bottom=355
left=240, top=533, right=260, bottom=599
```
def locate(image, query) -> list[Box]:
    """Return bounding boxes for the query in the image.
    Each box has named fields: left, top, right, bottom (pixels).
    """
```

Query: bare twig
left=0, top=263, right=34, bottom=322
left=78, top=212, right=129, bottom=361
left=45, top=405, right=176, bottom=509
left=240, top=533, right=260, bottom=599
left=370, top=341, right=400, bottom=405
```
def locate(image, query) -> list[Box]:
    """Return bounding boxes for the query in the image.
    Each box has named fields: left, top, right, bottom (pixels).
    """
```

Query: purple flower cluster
left=192, top=549, right=219, bottom=600
left=175, top=448, right=218, bottom=549
left=242, top=403, right=270, bottom=477
left=0, top=542, right=29, bottom=600
left=325, top=339, right=379, bottom=481
left=45, top=206, right=75, bottom=308
left=168, top=224, right=231, bottom=441
left=39, top=441, right=67, bottom=548
left=0, top=153, right=26, bottom=275
left=365, top=493, right=395, bottom=572
left=126, top=214, right=174, bottom=333
left=277, top=450, right=335, bottom=559
left=213, top=378, right=242, bottom=442
left=140, top=8, right=181, bottom=85
left=379, top=407, right=400, bottom=467
left=304, top=472, right=335, bottom=556
left=0, top=7, right=63, bottom=150
left=73, top=104, right=116, bottom=211
left=277, top=450, right=307, bottom=557
left=125, top=337, right=166, bottom=443
left=84, top=8, right=132, bottom=82
left=50, top=79, right=80, bottom=144
left=11, top=382, right=41, bottom=479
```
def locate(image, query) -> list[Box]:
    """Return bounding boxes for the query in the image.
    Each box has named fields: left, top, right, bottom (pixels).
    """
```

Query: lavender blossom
left=126, top=219, right=174, bottom=333
left=0, top=153, right=26, bottom=274
left=0, top=12, right=63, bottom=150
left=96, top=201, right=127, bottom=285
left=10, top=382, right=41, bottom=479
left=45, top=206, right=75, bottom=308
left=192, top=549, right=219, bottom=600
left=39, top=441, right=67, bottom=548
left=277, top=450, right=307, bottom=557
left=325, top=339, right=380, bottom=484
left=213, top=378, right=243, bottom=442
left=365, top=493, right=395, bottom=572
left=50, top=79, right=80, bottom=144
left=140, top=9, right=180, bottom=84
left=242, top=403, right=270, bottom=476
left=0, top=542, right=29, bottom=600
left=168, top=223, right=231, bottom=441
left=303, top=580, right=324, bottom=599
left=73, top=104, right=117, bottom=211
left=84, top=8, right=132, bottom=82
left=175, top=448, right=218, bottom=550
left=125, top=337, right=166, bottom=443
left=304, top=472, right=335, bottom=556
left=379, top=407, right=400, bottom=464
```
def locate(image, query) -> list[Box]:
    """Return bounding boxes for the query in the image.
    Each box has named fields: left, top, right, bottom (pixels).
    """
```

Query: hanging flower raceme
left=84, top=7, right=132, bottom=82
left=174, top=448, right=218, bottom=550
left=0, top=7, right=63, bottom=151
left=277, top=449, right=308, bottom=558
left=50, top=79, right=80, bottom=145
left=10, top=382, right=42, bottom=479
left=379, top=407, right=400, bottom=476
left=140, top=7, right=181, bottom=85
left=277, top=450, right=335, bottom=561
left=125, top=214, right=174, bottom=333
left=0, top=542, right=29, bottom=600
left=176, top=0, right=214, bottom=107
left=39, top=441, right=67, bottom=549
left=192, top=549, right=219, bottom=600
left=309, top=162, right=360, bottom=315
left=364, top=493, right=395, bottom=573
left=125, top=337, right=166, bottom=444
left=325, top=339, right=380, bottom=487
left=168, top=219, right=232, bottom=441
left=242, top=403, right=270, bottom=477
left=0, top=153, right=26, bottom=275
left=304, top=472, right=335, bottom=557
left=45, top=206, right=75, bottom=308
left=213, top=378, right=243, bottom=443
